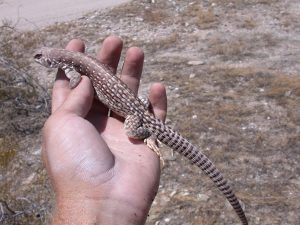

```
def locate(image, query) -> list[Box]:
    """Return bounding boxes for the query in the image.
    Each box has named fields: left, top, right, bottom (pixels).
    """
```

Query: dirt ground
left=0, top=0, right=299, bottom=224
left=0, top=0, right=129, bottom=29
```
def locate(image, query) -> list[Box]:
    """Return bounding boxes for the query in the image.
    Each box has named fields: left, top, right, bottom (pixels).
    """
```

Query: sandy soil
left=0, top=0, right=129, bottom=29
left=0, top=0, right=299, bottom=224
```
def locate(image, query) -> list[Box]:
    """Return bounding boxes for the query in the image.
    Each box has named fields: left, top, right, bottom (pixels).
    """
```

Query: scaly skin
left=34, top=47, right=248, bottom=225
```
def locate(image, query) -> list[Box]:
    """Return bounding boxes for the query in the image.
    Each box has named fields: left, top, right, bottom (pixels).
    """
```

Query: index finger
left=51, top=39, right=85, bottom=113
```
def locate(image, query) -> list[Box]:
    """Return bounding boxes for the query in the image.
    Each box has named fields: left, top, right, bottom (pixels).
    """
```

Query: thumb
left=60, top=76, right=94, bottom=117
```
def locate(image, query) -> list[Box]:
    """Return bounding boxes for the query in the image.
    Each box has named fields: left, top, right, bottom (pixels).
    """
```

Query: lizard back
left=34, top=47, right=248, bottom=225
left=35, top=47, right=148, bottom=118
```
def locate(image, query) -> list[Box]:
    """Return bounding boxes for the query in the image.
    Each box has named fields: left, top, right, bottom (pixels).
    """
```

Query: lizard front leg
left=124, top=114, right=161, bottom=159
left=62, top=65, right=82, bottom=89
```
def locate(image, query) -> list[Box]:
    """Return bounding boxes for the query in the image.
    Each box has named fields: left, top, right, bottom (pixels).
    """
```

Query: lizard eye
left=34, top=53, right=43, bottom=59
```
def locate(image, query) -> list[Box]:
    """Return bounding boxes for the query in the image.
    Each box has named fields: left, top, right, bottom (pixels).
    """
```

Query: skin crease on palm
left=42, top=36, right=168, bottom=225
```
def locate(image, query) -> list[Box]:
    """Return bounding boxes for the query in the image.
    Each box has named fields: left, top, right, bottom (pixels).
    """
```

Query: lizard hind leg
left=124, top=114, right=151, bottom=140
left=124, top=114, right=162, bottom=159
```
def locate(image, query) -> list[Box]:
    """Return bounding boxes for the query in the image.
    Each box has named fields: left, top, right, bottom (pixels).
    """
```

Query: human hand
left=42, top=36, right=167, bottom=225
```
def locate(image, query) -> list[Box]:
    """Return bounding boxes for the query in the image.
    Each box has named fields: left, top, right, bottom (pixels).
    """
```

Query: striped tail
left=150, top=119, right=248, bottom=225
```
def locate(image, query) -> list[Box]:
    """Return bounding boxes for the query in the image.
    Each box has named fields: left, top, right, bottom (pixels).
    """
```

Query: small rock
left=197, top=193, right=209, bottom=201
left=22, top=173, right=36, bottom=185
left=181, top=190, right=189, bottom=196
left=170, top=190, right=177, bottom=197
left=135, top=17, right=144, bottom=22
left=189, top=73, right=196, bottom=79
left=187, top=60, right=205, bottom=65
left=285, top=90, right=291, bottom=96
left=32, top=148, right=41, bottom=155
left=164, top=218, right=171, bottom=222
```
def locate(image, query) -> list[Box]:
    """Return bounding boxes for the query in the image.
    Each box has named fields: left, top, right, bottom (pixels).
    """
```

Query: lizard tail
left=151, top=120, right=248, bottom=225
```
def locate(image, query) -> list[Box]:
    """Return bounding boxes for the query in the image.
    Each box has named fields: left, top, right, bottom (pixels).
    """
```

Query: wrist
left=52, top=198, right=97, bottom=225
left=52, top=194, right=149, bottom=225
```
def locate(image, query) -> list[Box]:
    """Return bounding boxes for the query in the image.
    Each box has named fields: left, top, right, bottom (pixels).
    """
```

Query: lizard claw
left=144, top=137, right=165, bottom=168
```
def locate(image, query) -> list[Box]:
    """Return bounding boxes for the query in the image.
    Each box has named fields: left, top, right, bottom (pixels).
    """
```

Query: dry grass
left=209, top=37, right=250, bottom=60
left=279, top=13, right=299, bottom=30
left=256, top=32, right=279, bottom=47
left=208, top=66, right=300, bottom=96
left=209, top=0, right=279, bottom=7
left=110, top=3, right=140, bottom=16
left=265, top=75, right=300, bottom=125
left=154, top=32, right=180, bottom=50
left=0, top=0, right=298, bottom=224
left=0, top=138, right=17, bottom=168
left=143, top=9, right=169, bottom=24
left=0, top=24, right=49, bottom=148
left=44, top=22, right=73, bottom=36
left=0, top=24, right=44, bottom=68
left=266, top=75, right=300, bottom=98
left=170, top=64, right=300, bottom=134
left=238, top=17, right=257, bottom=29
left=166, top=66, right=262, bottom=139
left=207, top=65, right=300, bottom=126
left=110, top=4, right=169, bottom=25
left=208, top=66, right=259, bottom=90
left=181, top=4, right=217, bottom=29
left=208, top=33, right=279, bottom=60
left=105, top=1, right=215, bottom=32
left=120, top=31, right=180, bottom=54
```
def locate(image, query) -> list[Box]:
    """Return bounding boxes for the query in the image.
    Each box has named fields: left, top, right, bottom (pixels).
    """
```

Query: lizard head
left=34, top=47, right=60, bottom=68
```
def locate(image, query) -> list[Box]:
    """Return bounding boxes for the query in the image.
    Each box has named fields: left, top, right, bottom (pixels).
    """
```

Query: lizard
left=34, top=47, right=249, bottom=225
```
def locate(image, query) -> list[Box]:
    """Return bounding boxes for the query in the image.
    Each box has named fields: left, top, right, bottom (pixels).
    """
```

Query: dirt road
left=0, top=0, right=129, bottom=29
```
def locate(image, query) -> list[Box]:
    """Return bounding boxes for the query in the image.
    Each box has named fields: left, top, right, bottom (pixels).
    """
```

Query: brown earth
left=0, top=0, right=299, bottom=224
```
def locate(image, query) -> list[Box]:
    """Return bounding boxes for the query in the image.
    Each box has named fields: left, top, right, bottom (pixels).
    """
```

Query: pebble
left=189, top=73, right=196, bottom=78
left=197, top=193, right=209, bottom=201
left=187, top=60, right=205, bottom=65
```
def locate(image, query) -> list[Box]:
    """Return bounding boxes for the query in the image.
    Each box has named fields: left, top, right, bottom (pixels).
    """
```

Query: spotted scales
left=34, top=47, right=249, bottom=225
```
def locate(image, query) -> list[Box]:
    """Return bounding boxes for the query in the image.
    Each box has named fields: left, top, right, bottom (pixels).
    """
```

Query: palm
left=42, top=37, right=167, bottom=224
left=44, top=105, right=160, bottom=200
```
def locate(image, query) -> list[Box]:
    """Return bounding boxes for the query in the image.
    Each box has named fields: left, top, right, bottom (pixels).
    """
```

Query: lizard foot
left=145, top=136, right=164, bottom=168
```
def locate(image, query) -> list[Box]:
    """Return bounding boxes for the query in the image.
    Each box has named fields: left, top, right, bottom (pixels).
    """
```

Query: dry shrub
left=209, top=37, right=248, bottom=59
left=44, top=22, right=73, bottom=35
left=209, top=33, right=279, bottom=60
left=182, top=4, right=217, bottom=29
left=208, top=65, right=259, bottom=89
left=0, top=137, right=17, bottom=168
left=156, top=32, right=180, bottom=49
left=209, top=0, right=279, bottom=7
left=111, top=4, right=168, bottom=25
left=143, top=9, right=169, bottom=24
left=110, top=3, right=140, bottom=16
left=266, top=75, right=300, bottom=98
left=280, top=15, right=298, bottom=29
left=239, top=18, right=257, bottom=29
